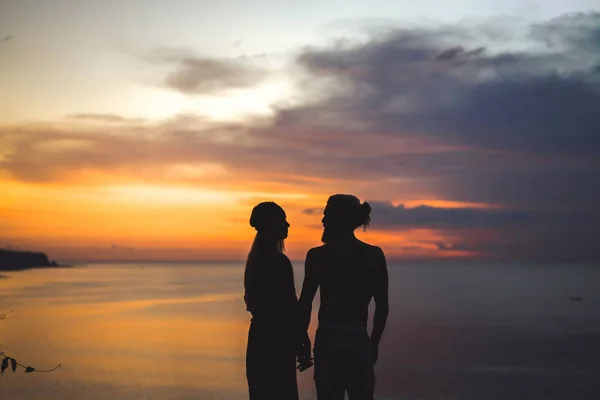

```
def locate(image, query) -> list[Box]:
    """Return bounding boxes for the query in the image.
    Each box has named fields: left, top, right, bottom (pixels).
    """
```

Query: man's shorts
left=313, top=322, right=375, bottom=400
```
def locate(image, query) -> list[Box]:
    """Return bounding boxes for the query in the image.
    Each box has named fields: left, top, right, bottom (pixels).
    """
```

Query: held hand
left=297, top=355, right=313, bottom=372
left=296, top=332, right=313, bottom=372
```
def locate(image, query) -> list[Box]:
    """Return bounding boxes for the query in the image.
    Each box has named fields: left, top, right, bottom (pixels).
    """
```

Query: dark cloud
left=304, top=200, right=595, bottom=231
left=435, top=46, right=486, bottom=61
left=150, top=48, right=268, bottom=94
left=348, top=202, right=537, bottom=229
left=293, top=13, right=600, bottom=158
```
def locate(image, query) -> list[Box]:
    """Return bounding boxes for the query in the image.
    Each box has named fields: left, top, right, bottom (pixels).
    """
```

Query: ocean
left=1, top=261, right=599, bottom=400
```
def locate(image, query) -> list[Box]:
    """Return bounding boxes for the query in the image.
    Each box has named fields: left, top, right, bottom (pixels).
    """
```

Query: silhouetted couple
left=244, top=194, right=389, bottom=400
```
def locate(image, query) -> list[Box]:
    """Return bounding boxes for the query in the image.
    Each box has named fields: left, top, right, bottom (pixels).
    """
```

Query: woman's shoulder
left=253, top=250, right=291, bottom=267
left=276, top=252, right=293, bottom=265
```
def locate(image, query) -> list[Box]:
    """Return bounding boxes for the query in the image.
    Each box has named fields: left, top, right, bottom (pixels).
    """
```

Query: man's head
left=321, top=194, right=371, bottom=243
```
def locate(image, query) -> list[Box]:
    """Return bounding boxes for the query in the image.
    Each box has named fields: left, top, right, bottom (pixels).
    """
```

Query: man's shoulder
left=355, top=239, right=384, bottom=254
left=308, top=241, right=384, bottom=257
left=307, top=245, right=327, bottom=257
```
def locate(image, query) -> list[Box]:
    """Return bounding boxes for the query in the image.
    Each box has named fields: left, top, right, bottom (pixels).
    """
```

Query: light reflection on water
left=1, top=262, right=599, bottom=399
left=1, top=263, right=254, bottom=400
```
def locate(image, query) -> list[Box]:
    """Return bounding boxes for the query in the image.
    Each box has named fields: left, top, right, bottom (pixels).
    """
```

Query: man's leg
left=344, top=335, right=375, bottom=400
left=314, top=334, right=345, bottom=400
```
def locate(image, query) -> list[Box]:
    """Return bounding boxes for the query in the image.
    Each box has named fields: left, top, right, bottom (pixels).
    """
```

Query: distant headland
left=0, top=249, right=61, bottom=271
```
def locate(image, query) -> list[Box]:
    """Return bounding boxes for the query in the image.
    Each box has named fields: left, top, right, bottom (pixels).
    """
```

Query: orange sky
left=0, top=166, right=484, bottom=261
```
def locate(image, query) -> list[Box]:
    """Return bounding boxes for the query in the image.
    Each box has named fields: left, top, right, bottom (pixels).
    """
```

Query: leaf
left=10, top=358, right=17, bottom=372
left=24, top=366, right=35, bottom=373
left=1, top=357, right=8, bottom=374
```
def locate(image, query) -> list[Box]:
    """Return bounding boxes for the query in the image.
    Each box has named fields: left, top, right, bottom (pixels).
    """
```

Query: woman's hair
left=248, top=231, right=284, bottom=255
left=326, top=194, right=371, bottom=231
left=244, top=202, right=285, bottom=312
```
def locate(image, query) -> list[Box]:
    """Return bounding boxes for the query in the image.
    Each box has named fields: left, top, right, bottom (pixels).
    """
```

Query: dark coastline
left=0, top=248, right=67, bottom=271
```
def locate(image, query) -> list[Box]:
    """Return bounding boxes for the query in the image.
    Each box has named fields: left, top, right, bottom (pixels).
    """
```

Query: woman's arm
left=298, top=248, right=319, bottom=333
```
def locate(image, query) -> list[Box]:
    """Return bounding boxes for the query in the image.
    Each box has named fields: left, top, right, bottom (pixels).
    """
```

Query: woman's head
left=322, top=194, right=371, bottom=236
left=249, top=201, right=290, bottom=242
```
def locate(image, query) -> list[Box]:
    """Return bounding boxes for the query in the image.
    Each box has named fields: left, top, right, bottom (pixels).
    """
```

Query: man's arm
left=370, top=247, right=389, bottom=364
left=298, top=248, right=319, bottom=333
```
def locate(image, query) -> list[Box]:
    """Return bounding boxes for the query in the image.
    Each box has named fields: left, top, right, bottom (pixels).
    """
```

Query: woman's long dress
left=245, top=251, right=299, bottom=400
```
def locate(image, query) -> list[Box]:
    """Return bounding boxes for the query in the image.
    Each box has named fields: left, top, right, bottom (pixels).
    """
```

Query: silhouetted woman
left=244, top=202, right=310, bottom=400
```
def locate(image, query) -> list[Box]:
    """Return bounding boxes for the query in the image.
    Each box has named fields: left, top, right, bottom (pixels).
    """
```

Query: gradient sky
left=1, top=0, right=599, bottom=261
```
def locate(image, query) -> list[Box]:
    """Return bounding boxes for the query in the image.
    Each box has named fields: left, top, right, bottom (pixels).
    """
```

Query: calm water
left=1, top=262, right=599, bottom=400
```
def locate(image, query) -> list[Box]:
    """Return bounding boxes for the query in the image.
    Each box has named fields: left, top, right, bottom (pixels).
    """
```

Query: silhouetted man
left=299, top=194, right=389, bottom=400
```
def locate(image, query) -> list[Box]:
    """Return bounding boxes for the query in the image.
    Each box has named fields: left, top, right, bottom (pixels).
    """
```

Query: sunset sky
left=1, top=0, right=599, bottom=262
